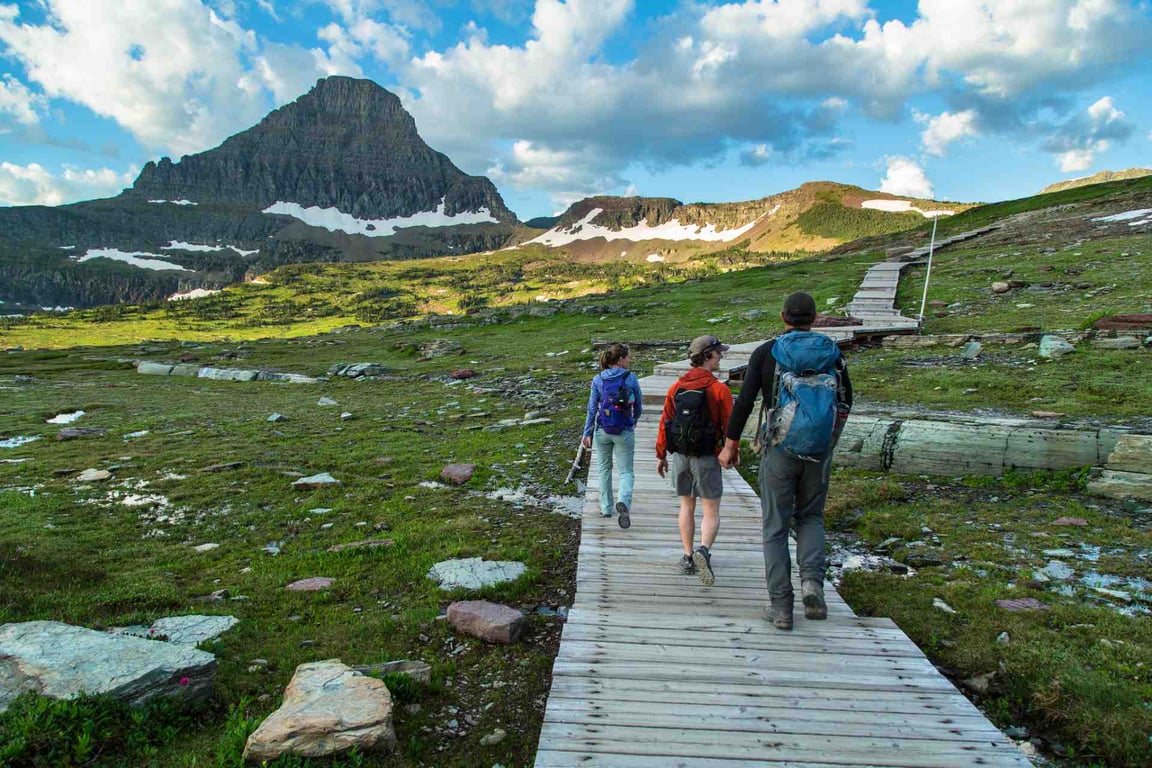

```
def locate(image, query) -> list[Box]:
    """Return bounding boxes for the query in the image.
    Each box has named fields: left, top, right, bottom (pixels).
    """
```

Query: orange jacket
left=655, top=367, right=733, bottom=460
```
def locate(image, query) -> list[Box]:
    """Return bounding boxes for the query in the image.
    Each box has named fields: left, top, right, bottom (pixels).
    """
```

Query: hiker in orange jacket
left=656, top=335, right=736, bottom=586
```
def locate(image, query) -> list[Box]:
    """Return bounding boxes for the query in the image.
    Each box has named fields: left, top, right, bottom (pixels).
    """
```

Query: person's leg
left=794, top=454, right=833, bottom=619
left=594, top=430, right=614, bottom=517
left=678, top=495, right=697, bottom=555
left=692, top=455, right=723, bottom=586
left=760, top=447, right=799, bottom=615
left=615, top=430, right=635, bottom=528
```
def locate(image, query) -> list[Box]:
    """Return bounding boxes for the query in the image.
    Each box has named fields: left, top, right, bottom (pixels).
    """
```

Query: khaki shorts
left=671, top=453, right=723, bottom=499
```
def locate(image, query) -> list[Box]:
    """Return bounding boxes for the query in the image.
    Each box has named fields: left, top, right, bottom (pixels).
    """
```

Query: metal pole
left=917, top=215, right=939, bottom=331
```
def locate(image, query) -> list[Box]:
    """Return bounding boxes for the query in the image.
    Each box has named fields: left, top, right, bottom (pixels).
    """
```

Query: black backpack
left=665, top=386, right=716, bottom=456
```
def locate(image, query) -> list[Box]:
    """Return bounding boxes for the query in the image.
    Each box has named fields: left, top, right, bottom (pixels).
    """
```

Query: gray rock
left=76, top=468, right=112, bottom=483
left=960, top=341, right=982, bottom=360
left=0, top=621, right=216, bottom=713
left=991, top=281, right=1010, bottom=293
left=480, top=728, right=507, bottom=746
left=963, top=671, right=997, bottom=695
left=137, top=361, right=175, bottom=376
left=440, top=463, right=476, bottom=484
left=1038, top=335, right=1075, bottom=359
left=198, top=367, right=259, bottom=382
left=56, top=427, right=107, bottom=440
left=293, top=472, right=341, bottom=489
left=427, top=557, right=527, bottom=590
left=267, top=413, right=288, bottom=422
left=317, top=396, right=338, bottom=406
left=114, top=615, right=238, bottom=646
left=1091, top=336, right=1141, bottom=350
left=353, top=660, right=432, bottom=684
left=243, top=660, right=395, bottom=762
left=447, top=601, right=524, bottom=644
left=286, top=577, right=334, bottom=591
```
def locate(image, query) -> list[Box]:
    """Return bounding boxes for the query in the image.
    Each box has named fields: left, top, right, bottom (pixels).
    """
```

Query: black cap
left=687, top=335, right=730, bottom=356
left=782, top=291, right=817, bottom=325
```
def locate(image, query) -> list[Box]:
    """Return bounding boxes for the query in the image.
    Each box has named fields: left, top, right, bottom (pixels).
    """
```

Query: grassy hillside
left=2, top=177, right=1151, bottom=766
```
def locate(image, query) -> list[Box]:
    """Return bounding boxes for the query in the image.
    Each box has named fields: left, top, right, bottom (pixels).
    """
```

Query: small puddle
left=0, top=435, right=41, bottom=448
left=47, top=410, right=85, bottom=424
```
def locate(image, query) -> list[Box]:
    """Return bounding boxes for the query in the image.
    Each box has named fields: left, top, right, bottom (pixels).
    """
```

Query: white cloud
left=919, top=109, right=979, bottom=156
left=1044, top=95, right=1134, bottom=172
left=878, top=156, right=934, bottom=199
left=486, top=140, right=627, bottom=209
left=0, top=162, right=135, bottom=206
left=0, top=74, right=44, bottom=125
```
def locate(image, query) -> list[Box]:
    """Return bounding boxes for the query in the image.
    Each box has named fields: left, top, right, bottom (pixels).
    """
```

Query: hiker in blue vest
left=582, top=343, right=643, bottom=529
left=719, top=292, right=852, bottom=630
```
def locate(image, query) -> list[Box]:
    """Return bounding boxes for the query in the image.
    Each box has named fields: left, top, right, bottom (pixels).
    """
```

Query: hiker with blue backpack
left=719, top=292, right=852, bottom=630
left=582, top=343, right=643, bottom=529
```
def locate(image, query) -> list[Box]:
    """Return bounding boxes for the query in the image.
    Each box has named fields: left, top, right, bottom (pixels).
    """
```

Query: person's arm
left=655, top=382, right=677, bottom=477
left=725, top=342, right=767, bottom=441
left=582, top=376, right=599, bottom=442
left=715, top=381, right=735, bottom=457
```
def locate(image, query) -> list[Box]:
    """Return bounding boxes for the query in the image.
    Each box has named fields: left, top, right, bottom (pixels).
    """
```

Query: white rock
left=427, top=557, right=527, bottom=590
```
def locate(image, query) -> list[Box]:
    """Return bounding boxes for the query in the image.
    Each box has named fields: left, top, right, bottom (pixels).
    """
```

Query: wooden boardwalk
left=535, top=414, right=1030, bottom=767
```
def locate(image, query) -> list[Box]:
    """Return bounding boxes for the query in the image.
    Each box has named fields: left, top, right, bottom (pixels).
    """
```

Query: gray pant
left=758, top=446, right=832, bottom=607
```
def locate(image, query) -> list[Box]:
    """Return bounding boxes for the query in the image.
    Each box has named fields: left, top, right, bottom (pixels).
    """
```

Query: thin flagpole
left=917, top=215, right=939, bottom=332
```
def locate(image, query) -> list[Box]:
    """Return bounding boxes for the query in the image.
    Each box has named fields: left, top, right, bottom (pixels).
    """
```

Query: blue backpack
left=598, top=373, right=635, bottom=435
left=770, top=332, right=844, bottom=462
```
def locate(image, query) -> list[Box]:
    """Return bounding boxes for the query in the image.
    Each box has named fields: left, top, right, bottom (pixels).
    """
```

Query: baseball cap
left=782, top=291, right=817, bottom=324
left=687, top=335, right=730, bottom=356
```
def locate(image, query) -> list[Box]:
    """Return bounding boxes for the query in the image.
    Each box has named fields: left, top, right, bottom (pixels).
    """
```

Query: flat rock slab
left=439, top=463, right=476, bottom=484
left=447, top=600, right=524, bottom=643
left=1051, top=517, right=1089, bottom=526
left=243, top=660, right=395, bottom=762
left=200, top=461, right=244, bottom=473
left=326, top=538, right=394, bottom=554
left=353, top=660, right=431, bottom=685
left=0, top=621, right=216, bottom=713
left=114, top=615, right=238, bottom=646
left=76, top=468, right=112, bottom=483
left=427, top=557, right=526, bottom=590
left=1093, top=313, right=1152, bottom=331
left=286, top=577, right=334, bottom=592
left=293, top=472, right=341, bottom=489
left=995, top=597, right=1049, bottom=612
left=57, top=427, right=107, bottom=440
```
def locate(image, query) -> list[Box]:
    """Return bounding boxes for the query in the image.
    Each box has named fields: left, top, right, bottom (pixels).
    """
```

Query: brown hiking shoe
left=802, top=580, right=827, bottom=620
left=763, top=604, right=793, bottom=630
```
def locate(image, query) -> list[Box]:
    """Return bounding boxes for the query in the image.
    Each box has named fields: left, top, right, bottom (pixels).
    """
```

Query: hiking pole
left=916, top=215, right=939, bottom=332
left=565, top=440, right=588, bottom=484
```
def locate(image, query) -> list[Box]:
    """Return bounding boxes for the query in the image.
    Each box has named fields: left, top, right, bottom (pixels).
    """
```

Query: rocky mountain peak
left=127, top=77, right=516, bottom=222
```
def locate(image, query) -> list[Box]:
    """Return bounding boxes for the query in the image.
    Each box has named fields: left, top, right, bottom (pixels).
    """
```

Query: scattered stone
left=450, top=369, right=477, bottom=380
left=56, top=427, right=107, bottom=441
left=267, top=413, right=288, bottom=422
left=317, top=396, right=338, bottom=407
left=115, top=615, right=239, bottom=646
left=959, top=341, right=982, bottom=359
left=902, top=550, right=944, bottom=568
left=1091, top=336, right=1141, bottom=350
left=991, top=281, right=1011, bottom=294
left=0, top=621, right=216, bottom=713
left=242, top=660, right=395, bottom=762
left=440, top=463, right=476, bottom=485
left=1030, top=411, right=1065, bottom=418
left=995, top=597, right=1049, bottom=612
left=1051, top=516, right=1088, bottom=526
left=263, top=541, right=284, bottom=556
left=427, top=558, right=527, bottom=590
left=200, top=461, right=244, bottom=473
left=340, top=412, right=354, bottom=421
left=963, top=671, right=997, bottom=696
left=328, top=362, right=389, bottom=378
left=326, top=538, right=394, bottom=554
left=286, top=577, right=334, bottom=592
left=353, top=660, right=432, bottom=685
left=447, top=601, right=525, bottom=644
left=1038, top=335, right=1075, bottom=359
left=931, top=598, right=957, bottom=615
left=1092, top=313, right=1152, bottom=332
left=996, top=632, right=1010, bottom=645
left=52, top=467, right=79, bottom=476
left=480, top=728, right=507, bottom=746
left=293, top=472, right=341, bottom=489
left=75, top=468, right=112, bottom=483
left=1037, top=560, right=1074, bottom=581
left=193, top=543, right=220, bottom=553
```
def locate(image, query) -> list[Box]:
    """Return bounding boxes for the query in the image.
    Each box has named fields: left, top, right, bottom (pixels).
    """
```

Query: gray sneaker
left=802, top=580, right=827, bottom=620
left=615, top=501, right=630, bottom=529
left=763, top=604, right=793, bottom=630
left=677, top=554, right=697, bottom=574
left=692, top=546, right=714, bottom=587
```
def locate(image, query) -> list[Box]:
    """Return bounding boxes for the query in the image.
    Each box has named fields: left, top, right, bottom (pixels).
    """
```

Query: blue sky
left=1, top=0, right=1150, bottom=219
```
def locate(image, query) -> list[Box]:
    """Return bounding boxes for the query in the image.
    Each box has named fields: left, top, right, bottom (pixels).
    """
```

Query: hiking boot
left=692, top=546, right=715, bottom=587
left=615, top=501, right=630, bottom=529
left=763, top=604, right=793, bottom=631
left=677, top=554, right=697, bottom=575
left=802, top=580, right=828, bottom=620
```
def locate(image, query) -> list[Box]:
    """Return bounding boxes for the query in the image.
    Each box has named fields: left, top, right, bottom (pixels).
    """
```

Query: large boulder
left=0, top=621, right=216, bottom=713
left=243, top=660, right=395, bottom=762
left=446, top=601, right=524, bottom=643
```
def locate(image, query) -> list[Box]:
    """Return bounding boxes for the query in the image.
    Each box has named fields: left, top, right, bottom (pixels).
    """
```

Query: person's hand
left=581, top=436, right=592, bottom=449
left=718, top=443, right=738, bottom=469
left=656, top=457, right=668, bottom=478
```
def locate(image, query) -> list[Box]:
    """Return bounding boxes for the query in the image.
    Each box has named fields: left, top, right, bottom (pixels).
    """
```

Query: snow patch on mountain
left=526, top=207, right=759, bottom=247
left=263, top=199, right=498, bottom=237
left=74, top=248, right=192, bottom=271
left=162, top=241, right=259, bottom=256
